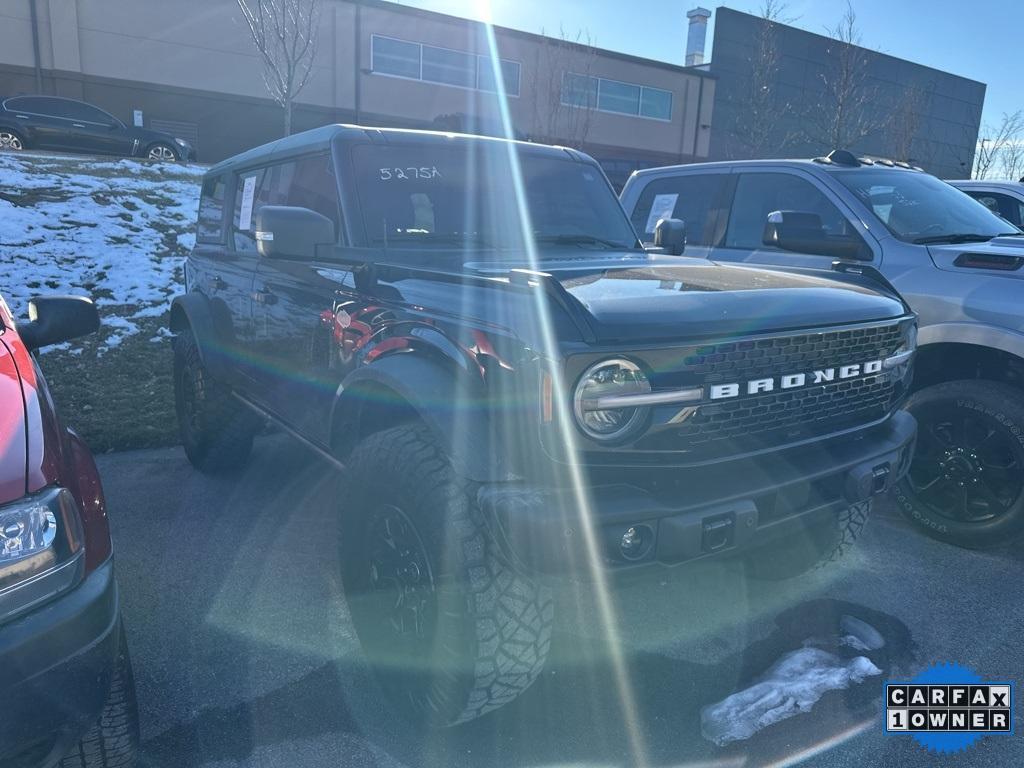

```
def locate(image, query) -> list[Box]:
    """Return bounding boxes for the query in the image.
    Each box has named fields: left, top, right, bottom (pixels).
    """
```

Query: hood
left=927, top=235, right=1024, bottom=277
left=547, top=256, right=906, bottom=342
left=0, top=337, right=28, bottom=504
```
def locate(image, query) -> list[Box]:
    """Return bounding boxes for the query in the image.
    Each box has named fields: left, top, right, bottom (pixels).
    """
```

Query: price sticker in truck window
left=644, top=193, right=679, bottom=234
left=239, top=174, right=257, bottom=231
left=379, top=167, right=442, bottom=181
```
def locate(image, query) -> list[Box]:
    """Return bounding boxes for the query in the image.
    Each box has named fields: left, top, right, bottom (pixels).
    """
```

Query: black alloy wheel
left=895, top=380, right=1024, bottom=547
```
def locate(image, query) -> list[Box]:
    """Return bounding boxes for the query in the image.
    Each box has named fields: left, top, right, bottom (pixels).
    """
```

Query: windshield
left=350, top=144, right=640, bottom=252
left=831, top=168, right=1021, bottom=243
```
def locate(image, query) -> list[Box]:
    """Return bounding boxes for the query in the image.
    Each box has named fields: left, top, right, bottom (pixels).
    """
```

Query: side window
left=11, top=97, right=65, bottom=117
left=232, top=157, right=339, bottom=251
left=724, top=173, right=856, bottom=250
left=967, top=192, right=1022, bottom=227
left=629, top=174, right=727, bottom=246
left=285, top=154, right=341, bottom=233
left=196, top=175, right=227, bottom=244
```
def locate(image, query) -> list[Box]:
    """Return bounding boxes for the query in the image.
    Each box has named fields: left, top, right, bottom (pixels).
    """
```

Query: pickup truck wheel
left=60, top=622, right=139, bottom=767
left=894, top=380, right=1024, bottom=548
left=173, top=330, right=257, bottom=472
left=340, top=424, right=553, bottom=726
left=745, top=500, right=871, bottom=580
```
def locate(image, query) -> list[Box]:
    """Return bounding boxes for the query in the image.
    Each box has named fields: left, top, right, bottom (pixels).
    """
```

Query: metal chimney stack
left=686, top=7, right=712, bottom=67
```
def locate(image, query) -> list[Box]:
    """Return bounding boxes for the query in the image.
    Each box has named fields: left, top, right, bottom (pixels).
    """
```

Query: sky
left=386, top=0, right=1018, bottom=134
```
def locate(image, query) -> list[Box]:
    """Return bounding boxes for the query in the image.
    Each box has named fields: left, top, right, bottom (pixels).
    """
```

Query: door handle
left=252, top=289, right=277, bottom=306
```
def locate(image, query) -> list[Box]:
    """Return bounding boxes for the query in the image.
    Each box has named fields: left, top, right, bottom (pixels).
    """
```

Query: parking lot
left=101, top=435, right=1022, bottom=768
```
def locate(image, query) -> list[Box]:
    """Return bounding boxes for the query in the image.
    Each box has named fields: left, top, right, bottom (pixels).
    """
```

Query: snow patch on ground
left=701, top=647, right=882, bottom=746
left=0, top=152, right=202, bottom=350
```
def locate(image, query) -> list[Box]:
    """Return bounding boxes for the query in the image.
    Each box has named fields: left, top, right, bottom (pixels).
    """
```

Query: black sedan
left=0, top=95, right=192, bottom=161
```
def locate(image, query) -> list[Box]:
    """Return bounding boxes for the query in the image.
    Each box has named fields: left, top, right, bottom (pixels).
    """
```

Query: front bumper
left=480, top=410, right=916, bottom=575
left=0, top=561, right=120, bottom=768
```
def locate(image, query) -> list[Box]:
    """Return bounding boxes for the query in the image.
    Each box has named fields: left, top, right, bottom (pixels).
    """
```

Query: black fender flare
left=331, top=353, right=519, bottom=483
left=169, top=294, right=234, bottom=380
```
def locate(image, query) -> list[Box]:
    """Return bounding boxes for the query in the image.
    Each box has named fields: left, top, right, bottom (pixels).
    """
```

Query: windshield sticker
left=379, top=166, right=442, bottom=181
left=645, top=193, right=678, bottom=233
left=238, top=174, right=257, bottom=231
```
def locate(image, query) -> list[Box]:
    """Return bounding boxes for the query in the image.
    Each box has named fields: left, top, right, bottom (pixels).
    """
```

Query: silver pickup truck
left=621, top=150, right=1024, bottom=548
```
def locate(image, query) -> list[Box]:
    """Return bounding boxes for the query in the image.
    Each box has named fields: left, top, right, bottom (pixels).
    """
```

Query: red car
left=0, top=295, right=138, bottom=767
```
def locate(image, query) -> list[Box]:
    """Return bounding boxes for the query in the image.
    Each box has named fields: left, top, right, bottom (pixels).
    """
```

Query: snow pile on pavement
left=0, top=151, right=203, bottom=350
left=701, top=646, right=882, bottom=746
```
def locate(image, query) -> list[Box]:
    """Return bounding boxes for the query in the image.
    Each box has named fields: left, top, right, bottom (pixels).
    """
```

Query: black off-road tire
left=894, top=380, right=1024, bottom=548
left=341, top=424, right=554, bottom=726
left=746, top=500, right=871, bottom=580
left=173, top=330, right=258, bottom=472
left=60, top=623, right=139, bottom=767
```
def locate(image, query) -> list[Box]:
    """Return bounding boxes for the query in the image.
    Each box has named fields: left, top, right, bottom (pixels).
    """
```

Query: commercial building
left=0, top=0, right=716, bottom=186
left=701, top=7, right=985, bottom=178
left=0, top=2, right=986, bottom=181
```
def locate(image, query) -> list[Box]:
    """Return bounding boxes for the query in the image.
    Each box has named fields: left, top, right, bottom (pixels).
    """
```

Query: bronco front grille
left=639, top=320, right=911, bottom=458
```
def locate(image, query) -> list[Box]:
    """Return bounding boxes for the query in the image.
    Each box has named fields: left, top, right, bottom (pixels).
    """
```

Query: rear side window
left=6, top=96, right=67, bottom=117
left=629, top=174, right=727, bottom=246
left=232, top=154, right=340, bottom=252
left=724, top=172, right=856, bottom=250
left=196, top=175, right=226, bottom=244
left=966, top=191, right=1024, bottom=228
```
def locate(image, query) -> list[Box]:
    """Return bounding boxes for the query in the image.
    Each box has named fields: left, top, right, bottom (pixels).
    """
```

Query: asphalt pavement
left=98, top=435, right=1024, bottom=768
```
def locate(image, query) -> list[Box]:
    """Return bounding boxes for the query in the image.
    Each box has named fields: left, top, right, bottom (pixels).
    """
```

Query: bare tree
left=973, top=111, right=1024, bottom=179
left=236, top=0, right=322, bottom=136
left=889, top=83, right=931, bottom=163
left=804, top=2, right=886, bottom=152
left=527, top=28, right=598, bottom=148
left=723, top=1, right=799, bottom=158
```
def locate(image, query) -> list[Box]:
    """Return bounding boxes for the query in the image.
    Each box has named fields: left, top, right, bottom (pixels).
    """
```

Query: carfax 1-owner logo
left=885, top=662, right=1014, bottom=754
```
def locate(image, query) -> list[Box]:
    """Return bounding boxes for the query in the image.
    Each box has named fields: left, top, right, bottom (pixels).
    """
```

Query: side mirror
left=762, top=210, right=867, bottom=260
left=19, top=296, right=100, bottom=351
left=255, top=205, right=336, bottom=260
left=654, top=218, right=686, bottom=256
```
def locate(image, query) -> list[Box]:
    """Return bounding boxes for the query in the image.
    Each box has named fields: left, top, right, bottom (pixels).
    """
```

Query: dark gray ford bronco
left=170, top=126, right=916, bottom=724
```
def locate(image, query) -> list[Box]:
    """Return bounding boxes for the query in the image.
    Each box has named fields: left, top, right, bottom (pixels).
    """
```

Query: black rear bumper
left=480, top=410, right=916, bottom=574
left=0, top=561, right=119, bottom=768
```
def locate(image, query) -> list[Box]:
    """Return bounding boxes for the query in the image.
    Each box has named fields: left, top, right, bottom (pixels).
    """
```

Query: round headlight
left=573, top=358, right=651, bottom=442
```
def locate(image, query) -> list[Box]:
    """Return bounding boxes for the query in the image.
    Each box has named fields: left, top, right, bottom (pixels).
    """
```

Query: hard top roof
left=206, top=124, right=585, bottom=177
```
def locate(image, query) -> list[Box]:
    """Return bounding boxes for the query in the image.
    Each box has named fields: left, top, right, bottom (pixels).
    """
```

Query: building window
left=371, top=35, right=520, bottom=97
left=640, top=88, right=672, bottom=120
left=562, top=73, right=599, bottom=108
left=477, top=56, right=521, bottom=96
left=562, top=73, right=673, bottom=121
left=372, top=36, right=421, bottom=79
left=422, top=45, right=475, bottom=88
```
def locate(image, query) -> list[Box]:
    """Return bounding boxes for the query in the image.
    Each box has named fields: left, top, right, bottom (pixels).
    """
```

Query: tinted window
left=350, top=145, right=638, bottom=253
left=629, top=174, right=727, bottom=245
left=62, top=101, right=116, bottom=124
left=832, top=169, right=1019, bottom=242
left=725, top=173, right=856, bottom=250
left=285, top=154, right=341, bottom=231
left=196, top=175, right=227, bottom=243
left=562, top=74, right=598, bottom=108
left=232, top=155, right=340, bottom=251
left=966, top=191, right=1024, bottom=227
left=8, top=96, right=71, bottom=117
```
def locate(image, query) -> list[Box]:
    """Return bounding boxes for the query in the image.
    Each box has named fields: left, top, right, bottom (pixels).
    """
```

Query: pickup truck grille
left=642, top=320, right=911, bottom=458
